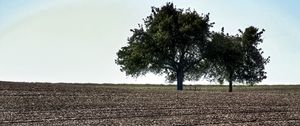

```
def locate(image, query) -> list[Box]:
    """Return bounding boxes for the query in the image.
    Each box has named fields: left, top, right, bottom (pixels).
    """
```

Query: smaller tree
left=238, top=26, right=270, bottom=86
left=206, top=29, right=243, bottom=92
left=206, top=27, right=270, bottom=92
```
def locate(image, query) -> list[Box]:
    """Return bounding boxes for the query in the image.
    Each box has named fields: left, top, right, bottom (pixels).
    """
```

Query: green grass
left=1, top=80, right=299, bottom=92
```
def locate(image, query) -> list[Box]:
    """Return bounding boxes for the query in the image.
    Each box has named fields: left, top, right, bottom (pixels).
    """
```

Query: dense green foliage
left=116, top=3, right=212, bottom=90
left=116, top=3, right=270, bottom=91
left=206, top=27, right=270, bottom=92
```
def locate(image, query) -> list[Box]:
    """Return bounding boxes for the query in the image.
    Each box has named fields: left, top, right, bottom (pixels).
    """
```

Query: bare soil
left=0, top=81, right=300, bottom=125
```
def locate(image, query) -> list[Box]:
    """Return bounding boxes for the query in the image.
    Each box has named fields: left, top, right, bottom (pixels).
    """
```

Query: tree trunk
left=229, top=79, right=233, bottom=92
left=229, top=72, right=233, bottom=92
left=177, top=69, right=184, bottom=91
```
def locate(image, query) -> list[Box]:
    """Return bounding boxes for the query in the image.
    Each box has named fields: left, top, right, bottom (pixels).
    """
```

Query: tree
left=206, top=27, right=270, bottom=92
left=205, top=29, right=243, bottom=92
left=115, top=3, right=212, bottom=90
left=239, top=26, right=270, bottom=86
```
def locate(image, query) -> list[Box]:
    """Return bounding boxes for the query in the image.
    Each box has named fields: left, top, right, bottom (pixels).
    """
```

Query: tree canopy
left=116, top=3, right=212, bottom=90
left=115, top=2, right=270, bottom=91
left=206, top=27, right=270, bottom=92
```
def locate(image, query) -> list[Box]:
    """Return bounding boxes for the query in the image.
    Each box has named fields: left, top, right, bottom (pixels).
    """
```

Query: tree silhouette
left=116, top=3, right=270, bottom=92
left=206, top=27, right=270, bottom=92
left=115, top=3, right=212, bottom=90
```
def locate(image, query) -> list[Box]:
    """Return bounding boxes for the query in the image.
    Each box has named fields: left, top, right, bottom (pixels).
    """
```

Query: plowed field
left=1, top=82, right=300, bottom=125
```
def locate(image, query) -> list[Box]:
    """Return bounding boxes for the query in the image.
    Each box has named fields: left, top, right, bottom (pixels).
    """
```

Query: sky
left=0, top=0, right=300, bottom=84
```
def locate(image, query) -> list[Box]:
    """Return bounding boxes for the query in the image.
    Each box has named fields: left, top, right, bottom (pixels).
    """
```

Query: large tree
left=206, top=27, right=270, bottom=92
left=115, top=3, right=212, bottom=90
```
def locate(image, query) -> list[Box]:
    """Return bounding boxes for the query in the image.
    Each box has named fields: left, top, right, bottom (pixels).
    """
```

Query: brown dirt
left=0, top=81, right=300, bottom=125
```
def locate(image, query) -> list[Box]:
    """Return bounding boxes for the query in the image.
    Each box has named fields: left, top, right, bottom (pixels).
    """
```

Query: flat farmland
left=0, top=81, right=300, bottom=125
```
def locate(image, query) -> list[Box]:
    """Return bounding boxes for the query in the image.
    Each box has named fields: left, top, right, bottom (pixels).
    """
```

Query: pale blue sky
left=0, top=0, right=299, bottom=84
